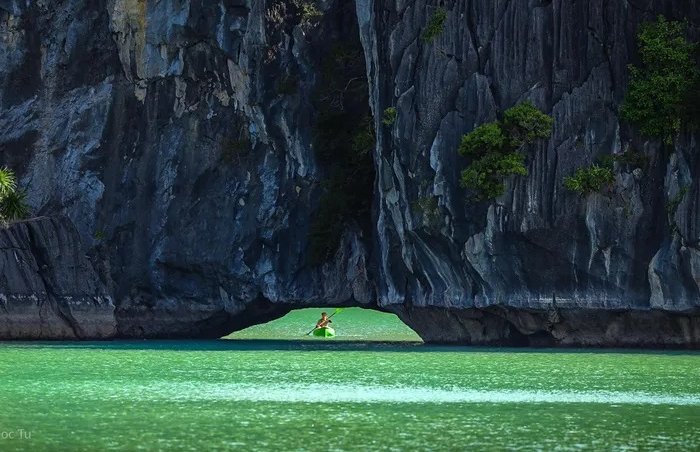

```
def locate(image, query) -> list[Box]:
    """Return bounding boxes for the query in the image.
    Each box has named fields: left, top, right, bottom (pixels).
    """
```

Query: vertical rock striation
left=0, top=0, right=699, bottom=346
left=1, top=0, right=375, bottom=339
left=0, top=217, right=114, bottom=339
left=358, top=0, right=700, bottom=345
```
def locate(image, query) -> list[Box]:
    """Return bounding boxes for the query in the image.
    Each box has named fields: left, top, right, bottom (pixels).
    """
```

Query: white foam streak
left=112, top=383, right=700, bottom=406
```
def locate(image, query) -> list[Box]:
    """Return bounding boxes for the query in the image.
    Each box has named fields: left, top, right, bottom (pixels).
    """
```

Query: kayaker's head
left=321, top=312, right=328, bottom=318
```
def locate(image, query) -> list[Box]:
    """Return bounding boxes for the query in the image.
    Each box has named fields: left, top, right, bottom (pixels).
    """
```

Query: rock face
left=0, top=0, right=699, bottom=346
left=360, top=0, right=700, bottom=346
left=0, top=217, right=114, bottom=339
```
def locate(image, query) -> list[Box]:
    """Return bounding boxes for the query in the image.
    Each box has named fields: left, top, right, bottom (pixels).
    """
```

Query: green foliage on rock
left=458, top=102, right=552, bottom=201
left=620, top=16, right=700, bottom=144
left=666, top=185, right=690, bottom=237
left=422, top=7, right=447, bottom=43
left=411, top=196, right=441, bottom=229
left=301, top=2, right=323, bottom=21
left=0, top=166, right=16, bottom=197
left=1, top=190, right=30, bottom=221
left=461, top=152, right=528, bottom=201
left=666, top=185, right=689, bottom=216
left=563, top=165, right=614, bottom=195
left=597, top=150, right=649, bottom=170
left=0, top=167, right=30, bottom=224
left=502, top=102, right=554, bottom=145
left=351, top=115, right=375, bottom=155
left=382, top=107, right=397, bottom=126
left=459, top=123, right=507, bottom=158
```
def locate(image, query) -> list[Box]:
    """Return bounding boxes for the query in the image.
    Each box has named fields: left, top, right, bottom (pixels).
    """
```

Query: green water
left=1, top=309, right=699, bottom=451
left=226, top=308, right=422, bottom=342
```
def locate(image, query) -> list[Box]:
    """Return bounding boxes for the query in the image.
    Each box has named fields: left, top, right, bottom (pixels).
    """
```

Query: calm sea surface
left=1, top=308, right=699, bottom=451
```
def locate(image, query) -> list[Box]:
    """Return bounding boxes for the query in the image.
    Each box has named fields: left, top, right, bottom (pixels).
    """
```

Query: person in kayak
left=316, top=312, right=333, bottom=329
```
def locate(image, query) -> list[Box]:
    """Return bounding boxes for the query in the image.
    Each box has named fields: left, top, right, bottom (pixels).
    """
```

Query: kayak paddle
left=304, top=307, right=344, bottom=336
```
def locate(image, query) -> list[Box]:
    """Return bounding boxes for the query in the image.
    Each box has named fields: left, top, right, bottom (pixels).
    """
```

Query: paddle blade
left=328, top=307, right=345, bottom=319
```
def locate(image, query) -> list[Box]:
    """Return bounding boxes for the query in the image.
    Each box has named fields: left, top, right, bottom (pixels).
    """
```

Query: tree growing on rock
left=620, top=16, right=700, bottom=144
left=0, top=167, right=30, bottom=225
left=422, top=7, right=447, bottom=43
left=563, top=165, right=615, bottom=195
left=459, top=102, right=552, bottom=201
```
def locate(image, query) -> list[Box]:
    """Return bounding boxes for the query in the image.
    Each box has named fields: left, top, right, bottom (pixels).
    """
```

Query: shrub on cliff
left=301, top=2, right=323, bottom=21
left=422, top=7, right=447, bottom=43
left=459, top=102, right=552, bottom=201
left=620, top=16, right=700, bottom=144
left=563, top=165, right=614, bottom=195
left=382, top=107, right=397, bottom=126
left=0, top=167, right=17, bottom=197
left=0, top=167, right=30, bottom=224
left=502, top=102, right=554, bottom=145
left=597, top=149, right=649, bottom=171
left=1, top=190, right=30, bottom=221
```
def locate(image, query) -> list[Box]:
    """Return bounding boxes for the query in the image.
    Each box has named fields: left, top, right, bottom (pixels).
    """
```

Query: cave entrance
left=224, top=307, right=423, bottom=342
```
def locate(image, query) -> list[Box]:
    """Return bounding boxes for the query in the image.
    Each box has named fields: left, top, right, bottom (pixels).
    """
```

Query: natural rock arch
left=1, top=0, right=700, bottom=348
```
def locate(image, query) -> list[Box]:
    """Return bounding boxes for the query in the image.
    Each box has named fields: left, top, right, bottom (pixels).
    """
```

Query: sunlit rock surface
left=0, top=0, right=698, bottom=346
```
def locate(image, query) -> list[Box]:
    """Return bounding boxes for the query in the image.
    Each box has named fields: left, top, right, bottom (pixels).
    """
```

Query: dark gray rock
left=360, top=0, right=700, bottom=346
left=0, top=217, right=114, bottom=339
left=1, top=0, right=375, bottom=339
left=390, top=306, right=700, bottom=348
left=0, top=0, right=698, bottom=346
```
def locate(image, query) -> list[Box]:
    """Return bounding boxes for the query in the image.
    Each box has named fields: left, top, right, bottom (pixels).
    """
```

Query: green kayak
left=312, top=327, right=336, bottom=338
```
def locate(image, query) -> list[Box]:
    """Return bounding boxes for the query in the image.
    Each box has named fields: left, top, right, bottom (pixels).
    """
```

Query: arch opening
left=224, top=307, right=423, bottom=343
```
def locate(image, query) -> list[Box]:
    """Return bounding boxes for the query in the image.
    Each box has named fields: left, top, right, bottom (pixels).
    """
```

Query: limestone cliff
left=359, top=0, right=700, bottom=345
left=0, top=217, right=114, bottom=338
left=0, top=0, right=698, bottom=346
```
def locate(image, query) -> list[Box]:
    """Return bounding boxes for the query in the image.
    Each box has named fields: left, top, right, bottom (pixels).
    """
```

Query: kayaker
left=316, top=312, right=333, bottom=329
